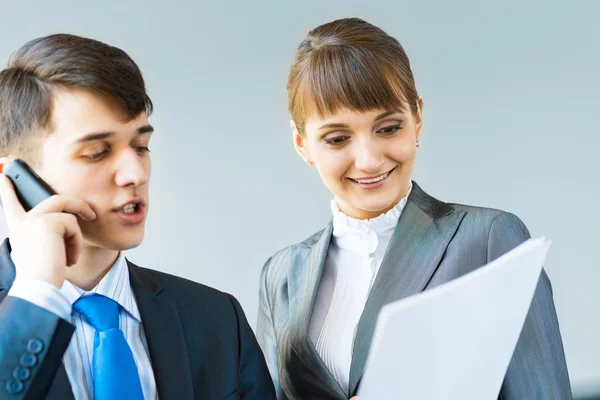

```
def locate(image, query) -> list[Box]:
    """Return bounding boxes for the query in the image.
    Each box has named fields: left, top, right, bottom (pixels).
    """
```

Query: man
left=0, top=34, right=275, bottom=399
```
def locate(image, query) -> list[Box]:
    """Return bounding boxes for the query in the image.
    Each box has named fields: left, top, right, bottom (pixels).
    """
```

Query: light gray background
left=1, top=0, right=598, bottom=398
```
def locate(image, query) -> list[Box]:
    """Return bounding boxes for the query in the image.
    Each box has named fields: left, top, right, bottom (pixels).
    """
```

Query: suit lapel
left=348, top=183, right=466, bottom=395
left=1, top=240, right=195, bottom=399
left=46, top=363, right=75, bottom=400
left=288, top=223, right=347, bottom=398
left=128, top=262, right=195, bottom=400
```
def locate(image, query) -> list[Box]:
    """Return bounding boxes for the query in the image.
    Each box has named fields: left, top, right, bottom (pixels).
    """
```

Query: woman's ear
left=291, top=120, right=312, bottom=166
left=415, top=97, right=424, bottom=138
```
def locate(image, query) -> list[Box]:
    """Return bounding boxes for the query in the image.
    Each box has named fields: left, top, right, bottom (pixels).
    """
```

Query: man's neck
left=65, top=245, right=120, bottom=291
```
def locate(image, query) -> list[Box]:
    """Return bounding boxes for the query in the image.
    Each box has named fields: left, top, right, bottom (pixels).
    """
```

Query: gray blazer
left=257, top=181, right=572, bottom=399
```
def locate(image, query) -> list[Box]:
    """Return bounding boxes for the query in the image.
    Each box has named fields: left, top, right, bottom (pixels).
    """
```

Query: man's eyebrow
left=75, top=132, right=114, bottom=143
left=74, top=125, right=154, bottom=144
left=137, top=125, right=154, bottom=135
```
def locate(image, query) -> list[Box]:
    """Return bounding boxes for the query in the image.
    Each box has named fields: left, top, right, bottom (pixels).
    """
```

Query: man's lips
left=112, top=201, right=146, bottom=224
left=112, top=198, right=145, bottom=212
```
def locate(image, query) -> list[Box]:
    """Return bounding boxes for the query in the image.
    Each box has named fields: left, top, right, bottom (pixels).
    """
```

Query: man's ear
left=0, top=156, right=16, bottom=173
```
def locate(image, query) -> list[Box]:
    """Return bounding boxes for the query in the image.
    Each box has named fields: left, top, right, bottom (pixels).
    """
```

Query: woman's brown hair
left=287, top=18, right=420, bottom=133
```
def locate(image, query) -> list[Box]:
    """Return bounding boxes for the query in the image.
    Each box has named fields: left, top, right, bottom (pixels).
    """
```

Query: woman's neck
left=337, top=187, right=411, bottom=220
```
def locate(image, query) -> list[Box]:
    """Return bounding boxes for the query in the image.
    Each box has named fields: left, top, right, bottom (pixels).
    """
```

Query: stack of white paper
left=357, top=237, right=551, bottom=400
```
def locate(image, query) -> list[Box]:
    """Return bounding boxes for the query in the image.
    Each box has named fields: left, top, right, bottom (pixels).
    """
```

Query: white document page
left=357, top=237, right=551, bottom=400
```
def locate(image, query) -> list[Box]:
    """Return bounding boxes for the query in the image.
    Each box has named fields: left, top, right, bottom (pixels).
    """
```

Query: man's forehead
left=49, top=90, right=150, bottom=143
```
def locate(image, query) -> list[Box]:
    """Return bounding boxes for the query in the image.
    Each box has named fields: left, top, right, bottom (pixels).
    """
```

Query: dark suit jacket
left=257, top=181, right=572, bottom=400
left=0, top=240, right=276, bottom=400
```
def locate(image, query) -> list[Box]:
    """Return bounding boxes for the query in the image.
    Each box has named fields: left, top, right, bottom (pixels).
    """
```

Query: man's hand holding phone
left=0, top=160, right=96, bottom=289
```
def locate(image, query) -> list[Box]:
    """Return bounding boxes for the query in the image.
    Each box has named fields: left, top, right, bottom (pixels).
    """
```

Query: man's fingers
left=49, top=213, right=83, bottom=266
left=29, top=195, right=96, bottom=221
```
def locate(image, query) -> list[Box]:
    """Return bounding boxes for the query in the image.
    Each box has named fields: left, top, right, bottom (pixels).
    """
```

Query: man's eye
left=83, top=150, right=108, bottom=160
left=134, top=146, right=151, bottom=155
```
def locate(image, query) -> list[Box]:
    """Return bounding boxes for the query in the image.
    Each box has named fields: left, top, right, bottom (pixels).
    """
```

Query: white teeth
left=355, top=172, right=388, bottom=184
left=121, top=204, right=137, bottom=214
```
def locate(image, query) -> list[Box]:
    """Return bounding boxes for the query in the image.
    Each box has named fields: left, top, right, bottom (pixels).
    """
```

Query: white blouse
left=308, top=182, right=412, bottom=394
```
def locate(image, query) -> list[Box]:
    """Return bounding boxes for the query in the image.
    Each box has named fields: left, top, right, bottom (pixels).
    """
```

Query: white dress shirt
left=309, top=182, right=412, bottom=394
left=8, top=252, right=157, bottom=400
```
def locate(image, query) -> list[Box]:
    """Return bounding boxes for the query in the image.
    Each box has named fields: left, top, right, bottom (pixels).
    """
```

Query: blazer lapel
left=288, top=223, right=347, bottom=398
left=128, top=262, right=195, bottom=400
left=46, top=363, right=75, bottom=400
left=348, top=182, right=466, bottom=394
left=1, top=240, right=194, bottom=399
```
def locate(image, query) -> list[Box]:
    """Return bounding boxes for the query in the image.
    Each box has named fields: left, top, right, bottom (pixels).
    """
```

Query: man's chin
left=111, top=236, right=144, bottom=251
left=84, top=234, right=144, bottom=252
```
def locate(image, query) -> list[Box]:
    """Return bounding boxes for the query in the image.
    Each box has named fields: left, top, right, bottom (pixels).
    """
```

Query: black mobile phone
left=3, top=159, right=56, bottom=212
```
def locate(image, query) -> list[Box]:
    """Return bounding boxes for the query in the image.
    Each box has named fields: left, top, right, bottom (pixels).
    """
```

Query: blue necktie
left=73, top=294, right=144, bottom=400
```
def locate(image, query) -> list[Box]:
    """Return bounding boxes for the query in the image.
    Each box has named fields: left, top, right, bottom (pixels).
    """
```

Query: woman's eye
left=376, top=124, right=402, bottom=135
left=325, top=136, right=350, bottom=146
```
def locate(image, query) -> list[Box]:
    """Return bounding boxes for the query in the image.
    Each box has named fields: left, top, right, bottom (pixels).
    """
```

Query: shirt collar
left=330, top=181, right=412, bottom=253
left=60, top=252, right=141, bottom=322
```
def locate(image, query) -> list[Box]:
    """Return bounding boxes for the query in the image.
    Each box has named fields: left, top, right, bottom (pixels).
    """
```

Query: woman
left=257, top=18, right=571, bottom=399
